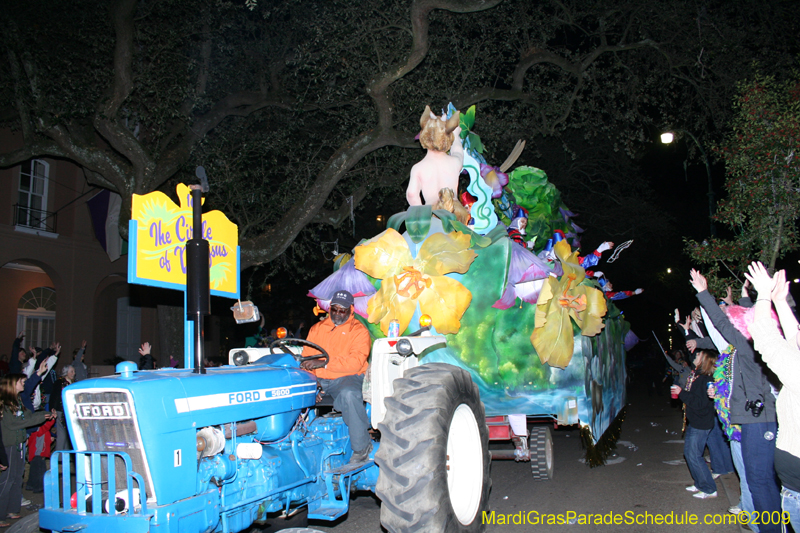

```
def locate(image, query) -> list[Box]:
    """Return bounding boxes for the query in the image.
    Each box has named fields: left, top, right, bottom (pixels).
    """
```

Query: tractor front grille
left=69, top=390, right=155, bottom=500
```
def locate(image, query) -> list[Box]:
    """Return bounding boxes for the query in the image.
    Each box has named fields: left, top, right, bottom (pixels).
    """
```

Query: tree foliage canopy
left=2, top=0, right=798, bottom=282
left=685, top=73, right=800, bottom=292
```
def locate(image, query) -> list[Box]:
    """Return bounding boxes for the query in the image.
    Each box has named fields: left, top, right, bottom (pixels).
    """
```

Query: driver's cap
left=330, top=290, right=354, bottom=308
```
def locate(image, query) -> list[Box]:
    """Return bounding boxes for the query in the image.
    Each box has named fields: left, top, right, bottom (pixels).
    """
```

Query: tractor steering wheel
left=269, top=338, right=330, bottom=366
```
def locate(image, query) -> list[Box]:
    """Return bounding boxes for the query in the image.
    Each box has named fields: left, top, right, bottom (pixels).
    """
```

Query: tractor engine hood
left=62, top=360, right=318, bottom=504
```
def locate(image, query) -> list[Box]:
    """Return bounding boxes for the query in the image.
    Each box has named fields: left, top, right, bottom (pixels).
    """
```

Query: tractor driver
left=301, top=290, right=373, bottom=463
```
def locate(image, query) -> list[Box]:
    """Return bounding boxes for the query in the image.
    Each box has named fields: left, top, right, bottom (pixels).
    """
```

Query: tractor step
left=308, top=503, right=349, bottom=520
left=309, top=460, right=375, bottom=521
left=324, top=459, right=374, bottom=476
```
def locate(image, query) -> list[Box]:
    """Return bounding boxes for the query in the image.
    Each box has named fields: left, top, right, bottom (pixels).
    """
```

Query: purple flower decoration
left=558, top=207, right=574, bottom=218
left=493, top=242, right=555, bottom=309
left=624, top=330, right=640, bottom=352
left=479, top=163, right=509, bottom=199
left=307, top=258, right=376, bottom=318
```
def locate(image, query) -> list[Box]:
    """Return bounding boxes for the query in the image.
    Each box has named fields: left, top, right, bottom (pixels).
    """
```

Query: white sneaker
left=20, top=498, right=31, bottom=506
left=728, top=505, right=742, bottom=514
left=685, top=485, right=699, bottom=492
left=693, top=491, right=717, bottom=499
left=712, top=473, right=721, bottom=479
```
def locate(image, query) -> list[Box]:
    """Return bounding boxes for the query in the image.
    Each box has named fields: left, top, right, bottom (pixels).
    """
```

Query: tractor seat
left=316, top=392, right=341, bottom=419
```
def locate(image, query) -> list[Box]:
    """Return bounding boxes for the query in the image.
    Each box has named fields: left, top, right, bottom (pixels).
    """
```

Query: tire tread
left=376, top=364, right=490, bottom=532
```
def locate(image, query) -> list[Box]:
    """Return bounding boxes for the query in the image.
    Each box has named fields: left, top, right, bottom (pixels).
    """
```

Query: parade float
left=309, top=105, right=631, bottom=469
left=30, top=106, right=633, bottom=533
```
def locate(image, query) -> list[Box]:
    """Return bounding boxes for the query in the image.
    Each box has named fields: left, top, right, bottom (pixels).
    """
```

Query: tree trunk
left=768, top=215, right=784, bottom=272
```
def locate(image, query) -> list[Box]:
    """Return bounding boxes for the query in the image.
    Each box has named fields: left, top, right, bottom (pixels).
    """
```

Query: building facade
left=0, top=132, right=162, bottom=373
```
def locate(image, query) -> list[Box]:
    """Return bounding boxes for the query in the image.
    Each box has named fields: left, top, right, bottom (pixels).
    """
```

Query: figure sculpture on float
left=406, top=106, right=463, bottom=206
left=432, top=187, right=472, bottom=225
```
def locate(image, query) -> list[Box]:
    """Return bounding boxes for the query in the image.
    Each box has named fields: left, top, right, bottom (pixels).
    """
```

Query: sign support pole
left=127, top=178, right=240, bottom=369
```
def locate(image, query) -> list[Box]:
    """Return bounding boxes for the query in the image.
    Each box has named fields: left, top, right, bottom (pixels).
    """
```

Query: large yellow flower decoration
left=354, top=228, right=477, bottom=335
left=531, top=239, right=607, bottom=368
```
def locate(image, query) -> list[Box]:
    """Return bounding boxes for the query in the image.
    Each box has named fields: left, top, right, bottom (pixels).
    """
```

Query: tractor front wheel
left=376, top=363, right=490, bottom=533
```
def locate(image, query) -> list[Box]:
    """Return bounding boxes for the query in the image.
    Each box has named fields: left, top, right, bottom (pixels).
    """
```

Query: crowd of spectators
left=667, top=263, right=800, bottom=532
left=0, top=335, right=89, bottom=527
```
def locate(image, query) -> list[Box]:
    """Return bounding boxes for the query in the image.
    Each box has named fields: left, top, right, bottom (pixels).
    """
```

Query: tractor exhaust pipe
left=186, top=184, right=209, bottom=374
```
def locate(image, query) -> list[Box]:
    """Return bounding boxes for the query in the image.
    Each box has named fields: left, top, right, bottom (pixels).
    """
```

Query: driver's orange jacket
left=302, top=314, right=370, bottom=380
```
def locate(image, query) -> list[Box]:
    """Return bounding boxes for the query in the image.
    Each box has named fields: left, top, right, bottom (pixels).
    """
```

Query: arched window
left=17, top=287, right=56, bottom=349
left=19, top=287, right=56, bottom=311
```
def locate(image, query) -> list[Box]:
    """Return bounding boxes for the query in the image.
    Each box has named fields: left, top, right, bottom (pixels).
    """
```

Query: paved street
left=308, top=387, right=749, bottom=532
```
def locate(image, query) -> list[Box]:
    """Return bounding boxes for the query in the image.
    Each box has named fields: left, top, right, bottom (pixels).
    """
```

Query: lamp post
left=661, top=130, right=716, bottom=237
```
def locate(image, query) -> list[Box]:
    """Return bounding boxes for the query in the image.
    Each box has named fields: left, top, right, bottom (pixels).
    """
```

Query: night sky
left=621, top=137, right=797, bottom=351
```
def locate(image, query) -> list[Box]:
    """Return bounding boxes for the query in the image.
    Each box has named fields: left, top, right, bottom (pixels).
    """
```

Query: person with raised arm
left=745, top=262, right=800, bottom=530
left=688, top=268, right=781, bottom=531
left=671, top=349, right=725, bottom=499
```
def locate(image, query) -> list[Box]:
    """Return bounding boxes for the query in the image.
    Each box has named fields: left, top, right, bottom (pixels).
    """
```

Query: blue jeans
left=731, top=440, right=759, bottom=532
left=708, top=419, right=734, bottom=475
left=684, top=425, right=717, bottom=494
left=0, top=445, right=24, bottom=519
left=318, top=374, right=371, bottom=453
left=741, top=422, right=782, bottom=533
left=782, top=487, right=800, bottom=532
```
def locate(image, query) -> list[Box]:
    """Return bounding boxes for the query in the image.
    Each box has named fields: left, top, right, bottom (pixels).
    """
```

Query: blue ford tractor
left=17, top=337, right=489, bottom=533
left=15, top=184, right=491, bottom=533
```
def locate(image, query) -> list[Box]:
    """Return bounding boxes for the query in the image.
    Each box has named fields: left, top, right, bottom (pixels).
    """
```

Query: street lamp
left=661, top=130, right=716, bottom=237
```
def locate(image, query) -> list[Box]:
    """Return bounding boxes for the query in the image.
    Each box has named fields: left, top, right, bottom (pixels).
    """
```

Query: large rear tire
left=376, top=363, right=490, bottom=533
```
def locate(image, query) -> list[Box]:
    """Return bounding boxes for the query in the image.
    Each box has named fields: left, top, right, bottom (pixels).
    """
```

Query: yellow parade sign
left=128, top=183, right=239, bottom=298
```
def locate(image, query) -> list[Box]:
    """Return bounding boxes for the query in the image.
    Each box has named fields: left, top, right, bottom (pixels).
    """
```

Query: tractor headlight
left=396, top=338, right=413, bottom=357
left=232, top=350, right=249, bottom=366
